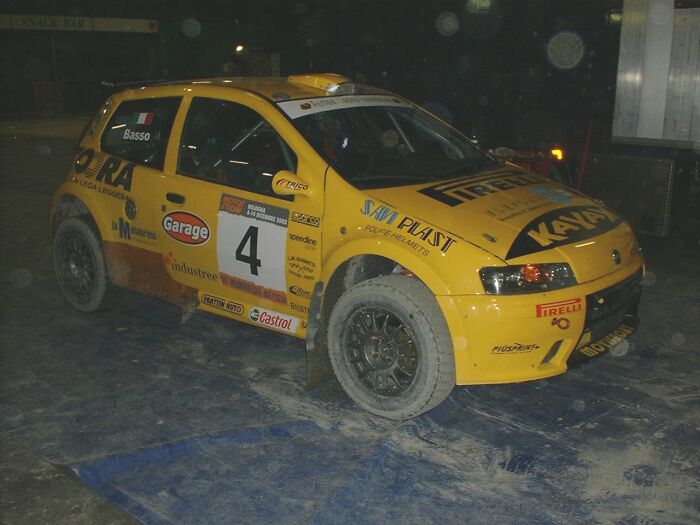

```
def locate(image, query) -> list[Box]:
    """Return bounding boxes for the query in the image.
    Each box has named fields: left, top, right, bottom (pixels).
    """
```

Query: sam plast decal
left=162, top=211, right=210, bottom=245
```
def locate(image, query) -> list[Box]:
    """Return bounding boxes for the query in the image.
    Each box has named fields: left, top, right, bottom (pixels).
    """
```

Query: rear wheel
left=327, top=275, right=455, bottom=419
left=53, top=217, right=115, bottom=312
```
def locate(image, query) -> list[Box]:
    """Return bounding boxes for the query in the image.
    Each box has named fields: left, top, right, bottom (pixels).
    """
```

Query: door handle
left=166, top=192, right=185, bottom=204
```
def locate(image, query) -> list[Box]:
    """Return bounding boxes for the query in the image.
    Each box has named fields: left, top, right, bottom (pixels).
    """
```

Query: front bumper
left=437, top=264, right=643, bottom=385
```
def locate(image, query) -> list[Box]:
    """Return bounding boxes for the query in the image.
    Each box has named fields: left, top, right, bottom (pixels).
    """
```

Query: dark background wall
left=1, top=0, right=626, bottom=150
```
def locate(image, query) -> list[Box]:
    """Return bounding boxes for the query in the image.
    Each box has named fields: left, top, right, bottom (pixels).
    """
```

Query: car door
left=158, top=95, right=323, bottom=334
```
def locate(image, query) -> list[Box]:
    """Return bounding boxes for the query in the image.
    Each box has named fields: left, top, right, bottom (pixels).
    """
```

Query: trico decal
left=291, top=211, right=320, bottom=228
left=200, top=294, right=243, bottom=315
left=418, top=172, right=541, bottom=207
left=164, top=252, right=218, bottom=281
left=122, top=128, right=151, bottom=141
left=288, top=285, right=312, bottom=298
left=276, top=178, right=308, bottom=191
left=288, top=233, right=317, bottom=247
left=249, top=307, right=299, bottom=333
left=535, top=297, right=582, bottom=317
left=74, top=148, right=134, bottom=192
left=361, top=200, right=457, bottom=253
left=577, top=324, right=635, bottom=358
left=491, top=343, right=540, bottom=354
left=506, top=205, right=623, bottom=260
left=113, top=218, right=157, bottom=242
left=162, top=212, right=210, bottom=246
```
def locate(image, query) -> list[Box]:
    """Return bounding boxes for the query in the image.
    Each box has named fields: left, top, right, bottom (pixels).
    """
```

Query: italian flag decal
left=131, top=112, right=154, bottom=125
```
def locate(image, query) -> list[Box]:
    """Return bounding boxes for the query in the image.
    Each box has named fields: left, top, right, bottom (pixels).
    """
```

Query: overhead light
left=234, top=44, right=245, bottom=54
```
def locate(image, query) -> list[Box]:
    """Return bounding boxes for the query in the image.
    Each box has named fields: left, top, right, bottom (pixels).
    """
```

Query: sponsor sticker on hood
left=506, top=205, right=622, bottom=259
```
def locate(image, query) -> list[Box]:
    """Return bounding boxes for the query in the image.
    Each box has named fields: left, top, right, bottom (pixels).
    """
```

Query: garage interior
left=1, top=1, right=699, bottom=524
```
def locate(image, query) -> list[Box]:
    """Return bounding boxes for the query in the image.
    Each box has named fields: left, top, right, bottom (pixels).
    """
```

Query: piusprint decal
left=74, top=148, right=134, bottom=192
left=507, top=205, right=623, bottom=259
left=291, top=211, right=320, bottom=228
left=113, top=218, right=157, bottom=242
left=361, top=200, right=457, bottom=253
left=418, top=172, right=541, bottom=207
left=249, top=307, right=298, bottom=333
left=200, top=294, right=243, bottom=315
left=577, top=324, right=635, bottom=358
left=536, top=297, right=582, bottom=317
left=491, top=343, right=540, bottom=354
left=162, top=211, right=210, bottom=245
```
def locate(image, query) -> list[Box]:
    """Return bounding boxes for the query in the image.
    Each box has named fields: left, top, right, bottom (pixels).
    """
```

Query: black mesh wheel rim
left=342, top=306, right=418, bottom=397
left=56, top=230, right=98, bottom=305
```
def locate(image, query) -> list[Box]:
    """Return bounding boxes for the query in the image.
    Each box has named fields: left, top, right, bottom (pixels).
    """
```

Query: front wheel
left=53, top=217, right=116, bottom=312
left=327, top=275, right=455, bottom=420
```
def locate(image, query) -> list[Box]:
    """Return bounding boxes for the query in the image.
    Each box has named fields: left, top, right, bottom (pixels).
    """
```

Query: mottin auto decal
left=506, top=205, right=623, bottom=259
left=577, top=324, right=635, bottom=358
left=418, top=172, right=541, bottom=207
left=74, top=148, right=134, bottom=192
left=162, top=211, right=210, bottom=245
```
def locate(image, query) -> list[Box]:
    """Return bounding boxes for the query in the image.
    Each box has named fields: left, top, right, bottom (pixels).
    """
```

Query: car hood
left=365, top=168, right=637, bottom=281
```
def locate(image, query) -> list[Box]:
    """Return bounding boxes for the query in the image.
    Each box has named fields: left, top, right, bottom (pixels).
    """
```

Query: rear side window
left=101, top=97, right=181, bottom=170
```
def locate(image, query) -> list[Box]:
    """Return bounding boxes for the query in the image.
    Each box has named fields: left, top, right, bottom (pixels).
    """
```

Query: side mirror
left=272, top=170, right=312, bottom=196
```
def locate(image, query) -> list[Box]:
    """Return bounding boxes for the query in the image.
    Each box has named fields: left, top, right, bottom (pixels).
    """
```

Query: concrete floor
left=1, top=119, right=699, bottom=524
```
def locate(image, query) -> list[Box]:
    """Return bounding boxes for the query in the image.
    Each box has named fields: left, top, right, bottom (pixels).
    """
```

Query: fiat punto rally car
left=51, top=74, right=643, bottom=419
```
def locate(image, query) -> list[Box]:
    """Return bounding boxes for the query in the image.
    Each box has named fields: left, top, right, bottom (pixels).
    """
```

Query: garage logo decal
left=162, top=211, right=210, bottom=245
left=506, top=205, right=622, bottom=259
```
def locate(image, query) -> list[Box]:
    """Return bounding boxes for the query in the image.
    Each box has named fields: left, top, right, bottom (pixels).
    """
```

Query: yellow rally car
left=50, top=74, right=644, bottom=419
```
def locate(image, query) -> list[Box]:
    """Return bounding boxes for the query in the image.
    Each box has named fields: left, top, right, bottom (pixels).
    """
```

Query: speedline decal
left=506, top=205, right=622, bottom=259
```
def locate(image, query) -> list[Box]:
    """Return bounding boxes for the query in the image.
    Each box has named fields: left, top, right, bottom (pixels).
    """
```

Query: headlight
left=479, top=263, right=577, bottom=294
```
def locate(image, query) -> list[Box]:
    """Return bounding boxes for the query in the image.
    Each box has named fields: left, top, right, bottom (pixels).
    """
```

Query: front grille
left=583, top=269, right=643, bottom=343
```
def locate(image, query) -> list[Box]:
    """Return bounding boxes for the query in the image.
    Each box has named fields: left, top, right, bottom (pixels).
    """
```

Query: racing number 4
left=235, top=225, right=262, bottom=276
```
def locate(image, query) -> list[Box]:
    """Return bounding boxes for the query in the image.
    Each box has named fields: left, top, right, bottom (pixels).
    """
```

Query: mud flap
left=305, top=281, right=334, bottom=388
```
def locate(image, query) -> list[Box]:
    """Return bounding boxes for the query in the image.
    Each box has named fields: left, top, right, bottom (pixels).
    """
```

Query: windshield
left=289, top=102, right=500, bottom=189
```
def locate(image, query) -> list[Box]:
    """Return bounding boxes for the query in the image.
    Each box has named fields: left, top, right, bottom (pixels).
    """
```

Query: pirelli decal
left=506, top=205, right=623, bottom=259
left=418, top=172, right=541, bottom=206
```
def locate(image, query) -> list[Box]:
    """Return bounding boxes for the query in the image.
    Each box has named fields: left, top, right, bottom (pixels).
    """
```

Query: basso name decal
left=74, top=148, right=134, bottom=192
left=418, top=172, right=541, bottom=207
left=162, top=212, right=210, bottom=245
left=122, top=128, right=151, bottom=141
left=361, top=200, right=457, bottom=254
left=249, top=307, right=299, bottom=333
left=506, top=205, right=623, bottom=259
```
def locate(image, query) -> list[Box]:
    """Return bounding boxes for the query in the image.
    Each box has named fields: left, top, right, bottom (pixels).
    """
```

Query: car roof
left=125, top=73, right=389, bottom=103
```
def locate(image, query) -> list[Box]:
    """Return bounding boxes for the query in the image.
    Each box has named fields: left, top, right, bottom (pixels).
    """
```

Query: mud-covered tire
left=53, top=217, right=115, bottom=312
left=327, top=275, right=455, bottom=419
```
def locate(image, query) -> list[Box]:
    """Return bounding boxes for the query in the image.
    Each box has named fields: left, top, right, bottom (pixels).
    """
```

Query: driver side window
left=178, top=97, right=297, bottom=200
